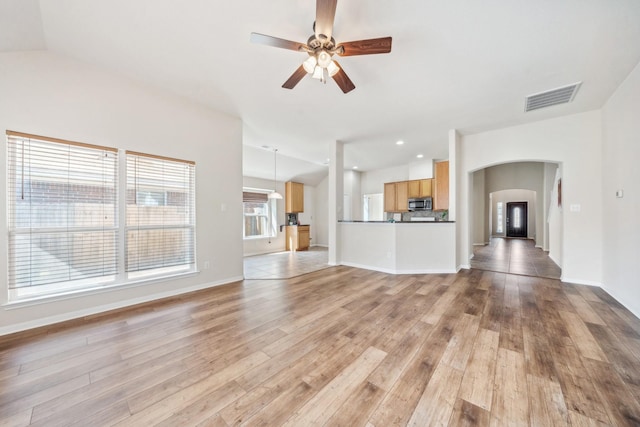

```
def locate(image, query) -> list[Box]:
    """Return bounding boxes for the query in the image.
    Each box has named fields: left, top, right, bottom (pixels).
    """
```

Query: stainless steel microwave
left=408, top=197, right=433, bottom=211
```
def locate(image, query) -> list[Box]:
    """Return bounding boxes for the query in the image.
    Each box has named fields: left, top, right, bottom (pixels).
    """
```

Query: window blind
left=6, top=131, right=118, bottom=296
left=243, top=191, right=269, bottom=203
left=126, top=151, right=196, bottom=277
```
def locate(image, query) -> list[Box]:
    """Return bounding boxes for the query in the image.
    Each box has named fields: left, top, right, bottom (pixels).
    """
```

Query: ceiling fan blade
left=315, top=0, right=337, bottom=40
left=250, top=32, right=306, bottom=52
left=331, top=61, right=355, bottom=93
left=282, top=65, right=308, bottom=89
left=338, top=37, right=392, bottom=56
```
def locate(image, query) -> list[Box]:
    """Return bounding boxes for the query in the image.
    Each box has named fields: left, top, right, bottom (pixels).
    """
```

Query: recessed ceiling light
left=353, top=166, right=358, bottom=169
left=416, top=154, right=424, bottom=159
left=396, top=140, right=404, bottom=145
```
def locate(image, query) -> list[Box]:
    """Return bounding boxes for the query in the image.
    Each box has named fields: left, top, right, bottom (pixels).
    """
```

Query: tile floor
left=470, top=237, right=561, bottom=279
left=243, top=246, right=330, bottom=279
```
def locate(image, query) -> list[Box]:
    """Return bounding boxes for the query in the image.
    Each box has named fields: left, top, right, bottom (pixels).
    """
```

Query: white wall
left=547, top=165, right=563, bottom=266
left=343, top=170, right=362, bottom=221
left=408, top=159, right=435, bottom=180
left=472, top=169, right=486, bottom=245
left=242, top=176, right=286, bottom=256
left=458, top=111, right=603, bottom=285
left=543, top=163, right=559, bottom=252
left=314, top=176, right=329, bottom=246
left=360, top=165, right=409, bottom=195
left=0, top=52, right=244, bottom=334
left=602, top=61, right=640, bottom=318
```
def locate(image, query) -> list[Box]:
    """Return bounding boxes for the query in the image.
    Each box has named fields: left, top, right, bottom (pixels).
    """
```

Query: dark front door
left=506, top=202, right=528, bottom=238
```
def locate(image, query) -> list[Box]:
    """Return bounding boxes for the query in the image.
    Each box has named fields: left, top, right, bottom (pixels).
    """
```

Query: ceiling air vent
left=525, top=82, right=582, bottom=112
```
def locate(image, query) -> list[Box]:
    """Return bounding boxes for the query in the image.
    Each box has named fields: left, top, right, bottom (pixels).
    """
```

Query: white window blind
left=6, top=131, right=118, bottom=299
left=242, top=191, right=273, bottom=239
left=126, top=151, right=196, bottom=278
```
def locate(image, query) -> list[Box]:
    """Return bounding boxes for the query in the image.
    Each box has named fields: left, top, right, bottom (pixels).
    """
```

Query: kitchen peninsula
left=339, top=220, right=456, bottom=274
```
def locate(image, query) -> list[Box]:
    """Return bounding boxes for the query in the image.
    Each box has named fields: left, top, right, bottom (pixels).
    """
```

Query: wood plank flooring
left=2, top=267, right=640, bottom=426
left=471, top=238, right=562, bottom=279
left=243, top=247, right=329, bottom=280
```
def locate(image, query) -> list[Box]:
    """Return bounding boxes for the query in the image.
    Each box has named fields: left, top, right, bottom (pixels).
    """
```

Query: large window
left=243, top=191, right=274, bottom=239
left=126, top=152, right=196, bottom=278
left=6, top=131, right=196, bottom=301
left=7, top=132, right=118, bottom=300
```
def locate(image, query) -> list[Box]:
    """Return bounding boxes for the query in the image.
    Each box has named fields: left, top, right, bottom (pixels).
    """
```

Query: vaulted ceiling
left=2, top=0, right=640, bottom=185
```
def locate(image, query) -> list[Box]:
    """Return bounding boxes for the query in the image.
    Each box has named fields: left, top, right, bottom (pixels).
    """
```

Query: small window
left=496, top=202, right=503, bottom=233
left=243, top=191, right=275, bottom=239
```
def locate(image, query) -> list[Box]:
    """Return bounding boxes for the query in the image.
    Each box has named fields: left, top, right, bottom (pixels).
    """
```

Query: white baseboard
left=340, top=261, right=396, bottom=275
left=548, top=253, right=561, bottom=266
left=394, top=268, right=458, bottom=274
left=458, top=264, right=471, bottom=271
left=339, top=262, right=456, bottom=275
left=600, top=285, right=640, bottom=320
left=560, top=277, right=603, bottom=287
left=243, top=249, right=285, bottom=257
left=0, top=276, right=243, bottom=337
left=312, top=244, right=329, bottom=248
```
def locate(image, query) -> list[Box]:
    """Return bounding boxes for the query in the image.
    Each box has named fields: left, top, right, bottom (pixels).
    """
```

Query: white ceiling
left=3, top=0, right=640, bottom=185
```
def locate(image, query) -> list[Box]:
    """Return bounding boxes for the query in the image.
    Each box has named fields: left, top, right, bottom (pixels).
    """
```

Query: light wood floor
left=2, top=267, right=640, bottom=426
left=243, top=246, right=329, bottom=279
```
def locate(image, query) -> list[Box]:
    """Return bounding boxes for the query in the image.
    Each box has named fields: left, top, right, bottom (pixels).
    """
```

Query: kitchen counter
left=339, top=220, right=455, bottom=223
left=340, top=221, right=456, bottom=274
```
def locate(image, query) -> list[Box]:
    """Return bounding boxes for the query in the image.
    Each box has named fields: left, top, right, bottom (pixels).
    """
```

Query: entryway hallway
left=471, top=237, right=561, bottom=279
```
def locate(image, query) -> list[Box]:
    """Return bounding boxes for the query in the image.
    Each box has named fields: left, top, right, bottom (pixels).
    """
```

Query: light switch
left=570, top=204, right=581, bottom=212
left=616, top=190, right=624, bottom=198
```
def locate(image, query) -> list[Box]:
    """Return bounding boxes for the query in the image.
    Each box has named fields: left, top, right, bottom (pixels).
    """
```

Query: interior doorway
left=506, top=201, right=528, bottom=238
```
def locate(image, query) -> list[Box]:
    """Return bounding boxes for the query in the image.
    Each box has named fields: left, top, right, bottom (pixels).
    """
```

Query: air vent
left=525, top=82, right=582, bottom=112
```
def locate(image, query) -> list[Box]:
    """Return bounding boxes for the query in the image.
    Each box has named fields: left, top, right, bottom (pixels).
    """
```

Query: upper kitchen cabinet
left=396, top=181, right=409, bottom=211
left=285, top=181, right=304, bottom=213
left=408, top=179, right=432, bottom=198
left=434, top=161, right=449, bottom=210
left=384, top=181, right=409, bottom=213
left=384, top=182, right=396, bottom=213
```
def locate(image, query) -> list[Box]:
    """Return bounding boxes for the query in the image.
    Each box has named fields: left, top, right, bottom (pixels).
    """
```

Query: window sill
left=3, top=270, right=199, bottom=309
left=243, top=236, right=276, bottom=241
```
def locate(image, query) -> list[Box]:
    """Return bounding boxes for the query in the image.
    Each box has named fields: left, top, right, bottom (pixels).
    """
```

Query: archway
left=468, top=161, right=562, bottom=278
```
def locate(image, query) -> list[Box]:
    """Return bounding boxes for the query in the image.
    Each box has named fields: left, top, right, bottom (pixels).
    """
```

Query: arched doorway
left=469, top=161, right=562, bottom=279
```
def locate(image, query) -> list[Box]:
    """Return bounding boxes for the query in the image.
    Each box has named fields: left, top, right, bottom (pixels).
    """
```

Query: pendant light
left=268, top=148, right=283, bottom=199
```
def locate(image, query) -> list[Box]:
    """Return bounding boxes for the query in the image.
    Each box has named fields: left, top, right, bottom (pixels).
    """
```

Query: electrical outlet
left=204, top=261, right=210, bottom=270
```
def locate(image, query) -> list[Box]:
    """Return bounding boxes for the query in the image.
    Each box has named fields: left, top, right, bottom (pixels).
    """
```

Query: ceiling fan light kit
left=250, top=0, right=392, bottom=93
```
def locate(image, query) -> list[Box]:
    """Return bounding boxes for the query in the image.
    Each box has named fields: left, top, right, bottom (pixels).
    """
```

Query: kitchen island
left=339, top=221, right=457, bottom=274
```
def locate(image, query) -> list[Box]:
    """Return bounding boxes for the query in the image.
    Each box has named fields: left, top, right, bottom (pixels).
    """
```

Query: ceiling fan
left=250, top=0, right=392, bottom=94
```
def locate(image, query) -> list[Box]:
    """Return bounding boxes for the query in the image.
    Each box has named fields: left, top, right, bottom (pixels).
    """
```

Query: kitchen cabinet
left=396, top=181, right=408, bottom=211
left=434, top=161, right=449, bottom=210
left=286, top=225, right=310, bottom=251
left=285, top=181, right=304, bottom=213
left=408, top=179, right=432, bottom=198
left=384, top=182, right=396, bottom=212
left=384, top=181, right=409, bottom=212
